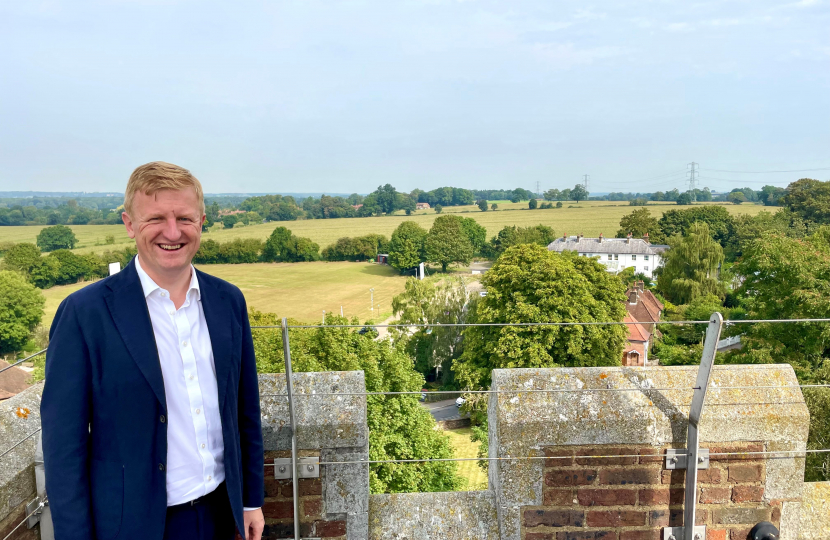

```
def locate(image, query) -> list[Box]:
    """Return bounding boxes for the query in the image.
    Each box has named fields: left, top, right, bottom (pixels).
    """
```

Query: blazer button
left=159, top=463, right=165, bottom=471
left=160, top=415, right=166, bottom=423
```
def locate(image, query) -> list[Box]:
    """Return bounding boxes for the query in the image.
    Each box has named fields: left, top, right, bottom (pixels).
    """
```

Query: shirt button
left=169, top=310, right=175, bottom=315
left=201, top=443, right=206, bottom=449
left=160, top=292, right=167, bottom=297
left=207, top=475, right=212, bottom=481
left=189, top=375, right=195, bottom=380
left=159, top=463, right=165, bottom=471
left=182, top=341, right=188, bottom=347
left=160, top=415, right=166, bottom=423
left=195, top=408, right=201, bottom=414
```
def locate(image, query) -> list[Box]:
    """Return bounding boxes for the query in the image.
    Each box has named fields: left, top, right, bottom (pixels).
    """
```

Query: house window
left=608, top=254, right=612, bottom=260
left=632, top=255, right=637, bottom=261
left=644, top=255, right=649, bottom=261
left=645, top=266, right=649, bottom=271
left=614, top=254, right=619, bottom=260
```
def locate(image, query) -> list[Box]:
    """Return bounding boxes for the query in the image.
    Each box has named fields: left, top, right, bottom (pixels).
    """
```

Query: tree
left=571, top=184, right=589, bottom=203
left=48, top=250, right=93, bottom=285
left=560, top=188, right=572, bottom=201
left=453, top=245, right=627, bottom=391
left=373, top=184, right=399, bottom=214
left=727, top=191, right=747, bottom=205
left=425, top=215, right=473, bottom=272
left=434, top=204, right=442, bottom=214
left=656, top=222, right=725, bottom=304
left=658, top=206, right=736, bottom=247
left=676, top=192, right=693, bottom=205
left=783, top=178, right=830, bottom=228
left=36, top=225, right=77, bottom=252
left=491, top=203, right=498, bottom=211
left=0, top=271, right=45, bottom=354
left=248, top=311, right=462, bottom=493
left=3, top=243, right=42, bottom=274
left=260, top=227, right=298, bottom=262
left=616, top=208, right=661, bottom=241
left=528, top=198, right=538, bottom=209
left=486, top=225, right=556, bottom=257
left=543, top=189, right=561, bottom=201
left=759, top=185, right=786, bottom=207
left=476, top=199, right=488, bottom=211
left=459, top=217, right=487, bottom=255
left=392, top=277, right=471, bottom=386
left=221, top=214, right=238, bottom=229
left=388, top=222, right=428, bottom=271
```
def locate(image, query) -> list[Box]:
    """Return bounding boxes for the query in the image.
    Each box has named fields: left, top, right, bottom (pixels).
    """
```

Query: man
left=42, top=162, right=265, bottom=540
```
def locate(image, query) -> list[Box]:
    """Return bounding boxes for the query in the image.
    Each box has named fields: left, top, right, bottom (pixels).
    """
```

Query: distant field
left=0, top=201, right=775, bottom=256
left=40, top=261, right=410, bottom=328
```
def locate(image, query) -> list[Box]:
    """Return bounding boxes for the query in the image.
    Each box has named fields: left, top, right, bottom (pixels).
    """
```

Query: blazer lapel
left=197, top=271, right=234, bottom=413
left=104, top=260, right=167, bottom=410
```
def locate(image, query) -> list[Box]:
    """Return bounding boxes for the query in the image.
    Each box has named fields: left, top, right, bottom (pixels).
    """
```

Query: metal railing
left=2, top=317, right=830, bottom=540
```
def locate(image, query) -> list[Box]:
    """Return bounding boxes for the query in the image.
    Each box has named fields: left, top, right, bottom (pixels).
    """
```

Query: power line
left=702, top=166, right=830, bottom=174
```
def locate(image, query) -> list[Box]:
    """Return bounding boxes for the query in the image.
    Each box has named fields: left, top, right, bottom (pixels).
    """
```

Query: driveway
left=422, top=399, right=466, bottom=422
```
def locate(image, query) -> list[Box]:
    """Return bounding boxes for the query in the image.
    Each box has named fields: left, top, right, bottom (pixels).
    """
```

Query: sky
left=1, top=0, right=828, bottom=195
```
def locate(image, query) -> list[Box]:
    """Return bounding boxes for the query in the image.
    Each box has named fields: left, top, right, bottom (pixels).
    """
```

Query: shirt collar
left=134, top=255, right=200, bottom=301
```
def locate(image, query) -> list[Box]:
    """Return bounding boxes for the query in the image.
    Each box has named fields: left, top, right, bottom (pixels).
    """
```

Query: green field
left=40, top=261, right=411, bottom=328
left=1, top=201, right=774, bottom=256
left=444, top=427, right=488, bottom=490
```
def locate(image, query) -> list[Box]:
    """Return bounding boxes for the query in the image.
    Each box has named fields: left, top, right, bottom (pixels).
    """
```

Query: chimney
left=643, top=232, right=650, bottom=243
left=626, top=233, right=632, bottom=245
left=598, top=233, right=603, bottom=243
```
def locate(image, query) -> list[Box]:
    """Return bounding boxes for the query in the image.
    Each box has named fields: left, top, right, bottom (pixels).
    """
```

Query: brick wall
left=0, top=495, right=38, bottom=540
left=522, top=443, right=779, bottom=540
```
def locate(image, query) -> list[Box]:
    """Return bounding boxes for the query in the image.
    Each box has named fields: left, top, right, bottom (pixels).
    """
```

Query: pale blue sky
left=1, top=0, right=828, bottom=194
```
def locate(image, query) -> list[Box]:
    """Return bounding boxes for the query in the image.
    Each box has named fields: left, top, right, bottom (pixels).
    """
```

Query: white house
left=546, top=233, right=668, bottom=278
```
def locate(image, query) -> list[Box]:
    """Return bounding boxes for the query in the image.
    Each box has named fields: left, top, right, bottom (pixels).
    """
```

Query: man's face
left=122, top=188, right=205, bottom=278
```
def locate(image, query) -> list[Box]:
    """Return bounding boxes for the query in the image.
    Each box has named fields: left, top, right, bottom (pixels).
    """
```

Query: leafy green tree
left=725, top=211, right=803, bottom=261
left=528, top=198, right=538, bottom=209
left=783, top=178, right=830, bottom=228
left=261, top=227, right=295, bottom=262
left=249, top=311, right=461, bottom=493
left=459, top=217, right=487, bottom=255
left=322, top=235, right=388, bottom=262
left=217, top=239, right=263, bottom=263
left=0, top=271, right=45, bottom=354
left=388, top=222, right=427, bottom=271
left=727, top=191, right=747, bottom=205
left=425, top=215, right=473, bottom=272
left=616, top=208, right=661, bottom=241
left=560, top=188, right=572, bottom=201
left=656, top=222, right=725, bottom=304
left=433, top=204, right=442, bottom=214
left=36, top=225, right=77, bottom=252
left=291, top=237, right=320, bottom=262
left=392, top=277, right=471, bottom=385
left=543, top=189, right=561, bottom=201
left=221, top=214, right=238, bottom=229
left=476, top=199, right=488, bottom=211
left=486, top=225, right=556, bottom=257
left=3, top=243, right=42, bottom=274
left=726, top=228, right=830, bottom=383
left=658, top=206, right=735, bottom=247
left=676, top=192, right=693, bottom=205
left=48, top=250, right=92, bottom=285
left=556, top=201, right=563, bottom=208
left=373, top=184, right=399, bottom=214
left=491, top=203, right=498, bottom=211
left=453, top=244, right=627, bottom=391
left=803, top=388, right=830, bottom=481
left=759, top=185, right=786, bottom=206
left=571, top=185, right=589, bottom=203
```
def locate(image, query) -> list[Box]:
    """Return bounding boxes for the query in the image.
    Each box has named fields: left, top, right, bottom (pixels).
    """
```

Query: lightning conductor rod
left=682, top=312, right=722, bottom=540
left=281, top=317, right=301, bottom=540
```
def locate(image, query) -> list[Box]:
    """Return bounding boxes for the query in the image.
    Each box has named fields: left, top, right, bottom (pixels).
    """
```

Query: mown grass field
left=1, top=201, right=774, bottom=256
left=443, top=427, right=488, bottom=491
left=39, top=261, right=410, bottom=328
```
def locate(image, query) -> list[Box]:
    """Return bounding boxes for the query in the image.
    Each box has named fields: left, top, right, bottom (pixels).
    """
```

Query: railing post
left=281, top=317, right=301, bottom=540
left=679, top=312, right=723, bottom=540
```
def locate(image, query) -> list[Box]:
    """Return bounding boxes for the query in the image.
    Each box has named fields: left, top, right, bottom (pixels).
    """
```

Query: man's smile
left=158, top=243, right=184, bottom=251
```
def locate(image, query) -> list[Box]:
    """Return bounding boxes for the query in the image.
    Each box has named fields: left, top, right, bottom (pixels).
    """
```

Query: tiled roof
left=624, top=313, right=650, bottom=343
left=547, top=237, right=669, bottom=255
left=0, top=360, right=31, bottom=400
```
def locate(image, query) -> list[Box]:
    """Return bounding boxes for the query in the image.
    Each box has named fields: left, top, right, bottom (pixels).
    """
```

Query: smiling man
left=41, top=162, right=265, bottom=540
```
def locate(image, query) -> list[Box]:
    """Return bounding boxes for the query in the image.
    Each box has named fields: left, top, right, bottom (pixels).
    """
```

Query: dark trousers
left=163, top=483, right=236, bottom=540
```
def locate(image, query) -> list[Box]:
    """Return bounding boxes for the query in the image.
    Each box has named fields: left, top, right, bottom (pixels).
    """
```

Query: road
left=422, top=399, right=465, bottom=422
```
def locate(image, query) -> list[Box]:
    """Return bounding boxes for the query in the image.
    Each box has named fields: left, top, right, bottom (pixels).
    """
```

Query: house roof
left=624, top=313, right=650, bottom=343
left=639, top=290, right=664, bottom=322
left=547, top=237, right=669, bottom=255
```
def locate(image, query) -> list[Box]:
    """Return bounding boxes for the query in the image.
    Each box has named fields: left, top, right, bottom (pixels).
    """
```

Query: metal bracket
left=26, top=497, right=46, bottom=528
left=274, top=457, right=320, bottom=479
left=665, top=448, right=710, bottom=470
left=663, top=526, right=706, bottom=540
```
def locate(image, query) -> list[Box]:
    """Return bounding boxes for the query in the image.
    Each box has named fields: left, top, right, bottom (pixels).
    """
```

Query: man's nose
left=162, top=217, right=183, bottom=240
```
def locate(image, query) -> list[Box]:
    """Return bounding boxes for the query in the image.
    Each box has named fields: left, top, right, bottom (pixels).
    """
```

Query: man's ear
left=122, top=212, right=137, bottom=239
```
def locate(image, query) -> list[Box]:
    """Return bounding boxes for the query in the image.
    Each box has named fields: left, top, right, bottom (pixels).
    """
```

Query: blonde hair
left=124, top=162, right=205, bottom=215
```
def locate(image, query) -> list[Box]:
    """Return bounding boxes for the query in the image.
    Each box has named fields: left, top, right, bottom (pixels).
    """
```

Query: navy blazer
left=41, top=259, right=264, bottom=540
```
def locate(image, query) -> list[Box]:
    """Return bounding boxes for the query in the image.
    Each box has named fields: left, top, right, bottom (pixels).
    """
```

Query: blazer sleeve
left=41, top=297, right=94, bottom=540
left=237, top=295, right=265, bottom=508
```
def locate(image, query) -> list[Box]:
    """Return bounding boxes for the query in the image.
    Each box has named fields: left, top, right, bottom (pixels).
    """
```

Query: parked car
left=456, top=396, right=466, bottom=408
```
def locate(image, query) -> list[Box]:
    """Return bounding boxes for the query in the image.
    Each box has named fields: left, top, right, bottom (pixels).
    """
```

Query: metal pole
left=683, top=312, right=722, bottom=540
left=370, top=288, right=374, bottom=316
left=281, top=318, right=300, bottom=540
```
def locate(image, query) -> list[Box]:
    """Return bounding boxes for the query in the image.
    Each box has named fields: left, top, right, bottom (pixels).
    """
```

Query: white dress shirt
left=135, top=256, right=226, bottom=506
